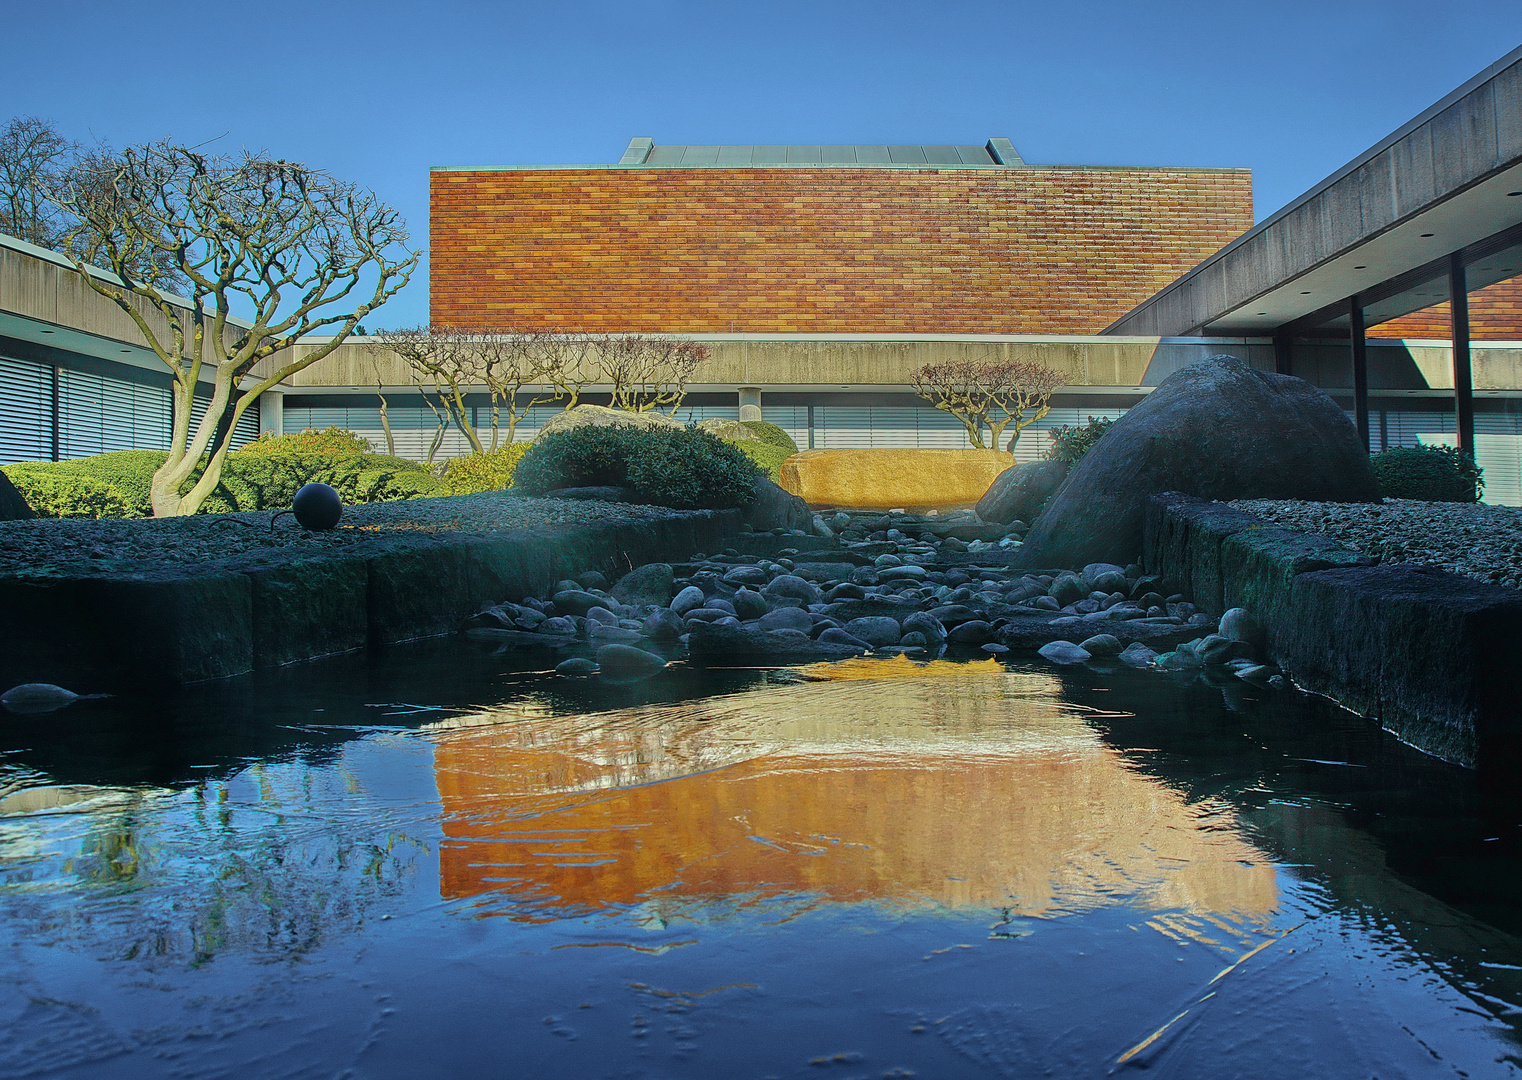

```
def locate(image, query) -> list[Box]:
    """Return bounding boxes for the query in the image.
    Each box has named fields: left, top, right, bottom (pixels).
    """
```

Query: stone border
left=1144, top=492, right=1522, bottom=771
left=0, top=509, right=738, bottom=692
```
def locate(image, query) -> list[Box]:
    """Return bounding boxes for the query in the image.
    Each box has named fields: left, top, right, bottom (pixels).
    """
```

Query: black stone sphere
left=292, top=483, right=342, bottom=530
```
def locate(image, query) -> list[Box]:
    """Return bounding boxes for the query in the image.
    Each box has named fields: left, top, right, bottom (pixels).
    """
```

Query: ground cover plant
left=1370, top=444, right=1484, bottom=502
left=0, top=428, right=534, bottom=518
left=513, top=424, right=760, bottom=509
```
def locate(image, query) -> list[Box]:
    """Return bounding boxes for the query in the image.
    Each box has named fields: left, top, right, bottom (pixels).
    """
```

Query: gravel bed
left=0, top=493, right=684, bottom=576
left=1230, top=498, right=1522, bottom=591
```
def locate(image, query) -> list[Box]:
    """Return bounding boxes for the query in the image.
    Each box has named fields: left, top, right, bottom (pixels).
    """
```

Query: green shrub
left=438, top=443, right=531, bottom=495
left=514, top=425, right=760, bottom=509
left=1044, top=416, right=1115, bottom=466
left=1370, top=444, right=1483, bottom=502
left=739, top=420, right=798, bottom=452
left=734, top=441, right=794, bottom=483
left=1, top=465, right=132, bottom=519
left=239, top=427, right=372, bottom=457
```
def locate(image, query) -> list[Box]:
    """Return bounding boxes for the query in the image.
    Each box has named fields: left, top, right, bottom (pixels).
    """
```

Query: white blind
left=58, top=368, right=171, bottom=458
left=0, top=355, right=52, bottom=464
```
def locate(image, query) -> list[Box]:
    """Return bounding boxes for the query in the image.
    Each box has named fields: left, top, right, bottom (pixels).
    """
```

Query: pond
left=3, top=640, right=1521, bottom=1079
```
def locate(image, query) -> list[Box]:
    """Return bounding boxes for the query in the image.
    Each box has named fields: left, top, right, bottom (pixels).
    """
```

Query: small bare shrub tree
left=593, top=335, right=710, bottom=414
left=912, top=358, right=1067, bottom=451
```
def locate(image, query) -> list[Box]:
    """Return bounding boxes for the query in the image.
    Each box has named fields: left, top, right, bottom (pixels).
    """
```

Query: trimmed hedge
left=1370, top=444, right=1484, bottom=502
left=1, top=428, right=454, bottom=518
left=735, top=442, right=794, bottom=483
left=514, top=424, right=760, bottom=509
left=739, top=420, right=798, bottom=452
left=438, top=443, right=532, bottom=496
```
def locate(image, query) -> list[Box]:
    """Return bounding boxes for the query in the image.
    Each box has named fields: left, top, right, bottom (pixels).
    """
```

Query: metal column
left=1349, top=299, right=1370, bottom=451
left=1449, top=254, right=1475, bottom=458
left=1272, top=335, right=1293, bottom=376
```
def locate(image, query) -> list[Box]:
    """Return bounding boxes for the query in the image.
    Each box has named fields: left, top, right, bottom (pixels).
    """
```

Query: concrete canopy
left=1104, top=45, right=1522, bottom=338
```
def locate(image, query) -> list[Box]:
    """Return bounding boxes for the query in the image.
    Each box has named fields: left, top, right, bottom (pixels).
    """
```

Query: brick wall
left=430, top=166, right=1253, bottom=333
left=1370, top=277, right=1522, bottom=340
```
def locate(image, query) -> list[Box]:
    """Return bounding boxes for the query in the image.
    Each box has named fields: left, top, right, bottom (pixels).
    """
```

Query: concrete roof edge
left=428, top=162, right=1251, bottom=174
left=1101, top=43, right=1522, bottom=333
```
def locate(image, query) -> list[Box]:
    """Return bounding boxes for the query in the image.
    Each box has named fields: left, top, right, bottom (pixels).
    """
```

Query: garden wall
left=1143, top=492, right=1522, bottom=772
left=0, top=509, right=738, bottom=692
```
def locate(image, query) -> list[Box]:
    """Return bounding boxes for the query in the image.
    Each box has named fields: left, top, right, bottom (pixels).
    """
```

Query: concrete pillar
left=260, top=388, right=285, bottom=438
left=738, top=386, right=763, bottom=424
left=1349, top=299, right=1369, bottom=452
left=1449, top=254, right=1475, bottom=458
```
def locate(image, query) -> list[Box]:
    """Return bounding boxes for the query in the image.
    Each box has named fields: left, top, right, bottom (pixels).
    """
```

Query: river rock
left=976, top=459, right=1069, bottom=524
left=947, top=620, right=995, bottom=645
left=819, top=627, right=873, bottom=650
left=464, top=627, right=575, bottom=648
left=643, top=608, right=685, bottom=640
left=827, top=597, right=914, bottom=623
left=762, top=574, right=824, bottom=606
left=1048, top=574, right=1086, bottom=607
left=722, top=565, right=770, bottom=587
left=927, top=604, right=980, bottom=628
left=878, top=565, right=928, bottom=582
left=589, top=624, right=644, bottom=645
left=556, top=657, right=598, bottom=677
left=743, top=477, right=812, bottom=534
left=585, top=605, right=619, bottom=625
left=901, top=611, right=947, bottom=645
left=732, top=588, right=770, bottom=620
left=1118, top=642, right=1159, bottom=667
left=845, top=617, right=902, bottom=647
left=596, top=644, right=669, bottom=680
left=670, top=586, right=707, bottom=615
left=759, top=607, right=815, bottom=633
left=612, top=563, right=675, bottom=607
left=1018, top=354, right=1381, bottom=569
left=1038, top=641, right=1092, bottom=665
left=539, top=616, right=577, bottom=636
left=686, top=623, right=866, bottom=665
left=1077, top=633, right=1122, bottom=657
left=1218, top=607, right=1265, bottom=652
left=551, top=589, right=605, bottom=617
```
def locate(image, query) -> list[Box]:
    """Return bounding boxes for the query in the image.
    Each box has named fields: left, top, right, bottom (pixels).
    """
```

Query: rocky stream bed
left=463, top=508, right=1273, bottom=684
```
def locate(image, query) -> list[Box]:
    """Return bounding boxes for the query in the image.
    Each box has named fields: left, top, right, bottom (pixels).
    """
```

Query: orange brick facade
left=1369, top=277, right=1522, bottom=340
left=430, top=166, right=1254, bottom=333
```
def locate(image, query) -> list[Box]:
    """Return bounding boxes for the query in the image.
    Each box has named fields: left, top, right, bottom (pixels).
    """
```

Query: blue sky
left=5, top=0, right=1521, bottom=327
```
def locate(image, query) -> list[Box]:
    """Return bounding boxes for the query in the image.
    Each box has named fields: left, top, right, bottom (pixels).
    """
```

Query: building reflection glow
left=429, top=660, right=1278, bottom=924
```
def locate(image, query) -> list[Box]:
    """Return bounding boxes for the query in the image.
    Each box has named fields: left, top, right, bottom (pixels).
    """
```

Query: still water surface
left=3, top=642, right=1522, bottom=1078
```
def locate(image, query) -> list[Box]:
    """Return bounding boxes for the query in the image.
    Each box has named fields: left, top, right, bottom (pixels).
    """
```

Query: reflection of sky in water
left=0, top=656, right=1519, bottom=1077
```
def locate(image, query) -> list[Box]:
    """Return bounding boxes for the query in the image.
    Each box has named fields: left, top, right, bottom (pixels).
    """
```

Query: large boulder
left=975, top=460, right=1068, bottom=524
left=744, top=477, right=812, bottom=533
left=1018, top=355, right=1380, bottom=569
left=532, top=404, right=684, bottom=442
left=611, top=563, right=675, bottom=607
left=697, top=418, right=761, bottom=443
left=0, top=472, right=34, bottom=521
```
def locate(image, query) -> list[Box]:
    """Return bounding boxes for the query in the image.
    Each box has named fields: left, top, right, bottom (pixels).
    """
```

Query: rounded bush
left=514, top=424, right=760, bottom=509
left=734, top=441, right=794, bottom=483
left=438, top=443, right=531, bottom=495
left=1044, top=416, right=1114, bottom=466
left=739, top=420, right=798, bottom=452
left=1370, top=444, right=1483, bottom=502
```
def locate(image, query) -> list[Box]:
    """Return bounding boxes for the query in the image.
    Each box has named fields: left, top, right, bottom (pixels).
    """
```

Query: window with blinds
left=186, top=393, right=260, bottom=451
left=0, top=355, right=52, bottom=464
left=57, top=368, right=172, bottom=459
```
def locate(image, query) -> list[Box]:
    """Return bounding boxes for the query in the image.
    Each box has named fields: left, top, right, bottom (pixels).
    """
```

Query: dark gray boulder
left=976, top=460, right=1068, bottom=525
left=0, top=472, right=33, bottom=521
left=1018, top=354, right=1380, bottom=569
left=686, top=623, right=865, bottom=665
left=612, top=563, right=675, bottom=607
left=596, top=644, right=669, bottom=681
left=743, top=478, right=812, bottom=534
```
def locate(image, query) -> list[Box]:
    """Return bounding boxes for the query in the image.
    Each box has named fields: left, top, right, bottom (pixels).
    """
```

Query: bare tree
left=912, top=358, right=1067, bottom=451
left=378, top=325, right=487, bottom=455
left=592, top=335, right=710, bottom=414
left=0, top=116, right=72, bottom=247
left=52, top=142, right=417, bottom=516
left=475, top=330, right=567, bottom=447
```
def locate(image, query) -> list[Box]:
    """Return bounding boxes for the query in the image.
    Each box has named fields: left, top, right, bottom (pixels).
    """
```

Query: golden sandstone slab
left=779, top=448, right=1014, bottom=510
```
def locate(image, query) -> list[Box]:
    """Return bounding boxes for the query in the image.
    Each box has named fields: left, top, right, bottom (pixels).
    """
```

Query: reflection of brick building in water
left=429, top=673, right=1278, bottom=922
